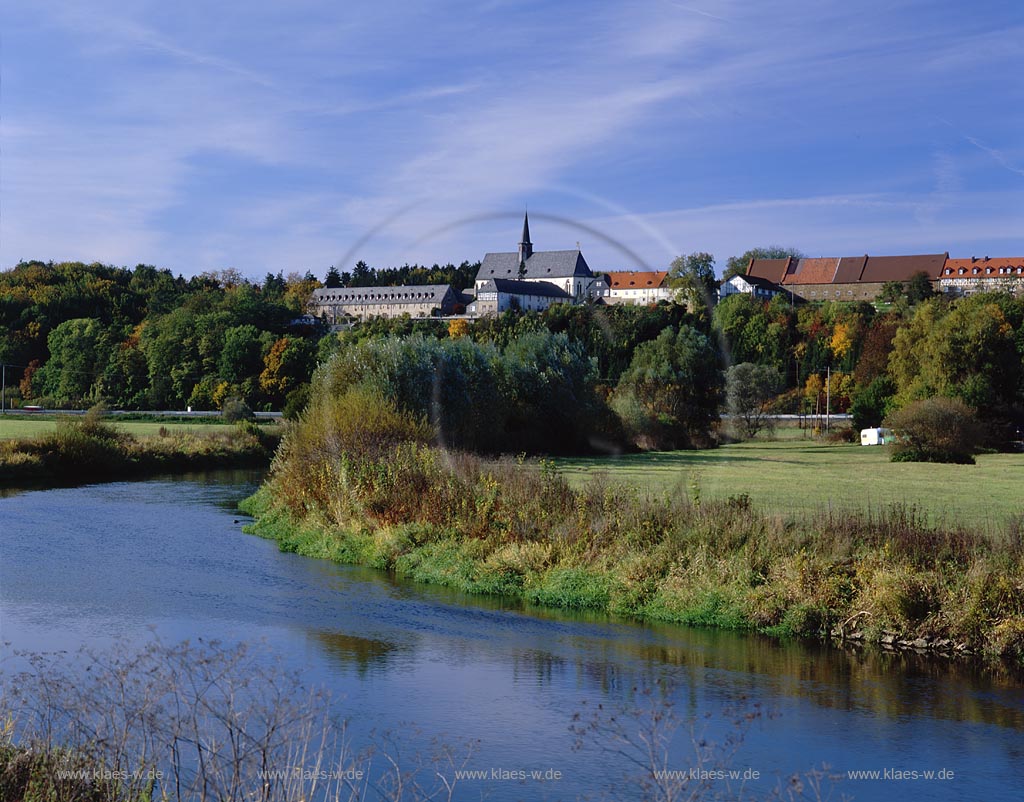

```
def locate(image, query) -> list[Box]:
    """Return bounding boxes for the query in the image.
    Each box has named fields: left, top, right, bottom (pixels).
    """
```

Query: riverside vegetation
left=242, top=346, right=1024, bottom=663
left=0, top=408, right=279, bottom=485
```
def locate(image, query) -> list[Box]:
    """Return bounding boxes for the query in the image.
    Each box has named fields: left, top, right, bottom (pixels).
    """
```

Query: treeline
left=712, top=291, right=1024, bottom=439
left=0, top=261, right=323, bottom=411
left=325, top=260, right=480, bottom=290
left=4, top=258, right=1023, bottom=444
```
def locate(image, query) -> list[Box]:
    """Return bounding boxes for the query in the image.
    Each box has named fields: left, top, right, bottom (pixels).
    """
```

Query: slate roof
left=477, top=250, right=593, bottom=280
left=606, top=271, right=668, bottom=289
left=476, top=278, right=571, bottom=299
left=312, top=285, right=453, bottom=305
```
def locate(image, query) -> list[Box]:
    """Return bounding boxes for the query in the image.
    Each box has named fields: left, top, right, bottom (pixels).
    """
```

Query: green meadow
left=557, top=437, right=1024, bottom=530
left=0, top=417, right=276, bottom=441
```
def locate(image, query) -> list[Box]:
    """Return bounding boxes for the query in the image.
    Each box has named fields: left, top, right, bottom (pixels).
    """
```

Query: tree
left=850, top=376, right=896, bottom=431
left=723, top=246, right=803, bottom=282
left=219, top=325, right=266, bottom=385
left=351, top=260, right=372, bottom=287
left=612, top=325, right=723, bottom=449
left=668, top=252, right=718, bottom=311
left=889, top=295, right=1022, bottom=416
left=878, top=280, right=907, bottom=304
left=324, top=266, right=343, bottom=288
left=885, top=397, right=982, bottom=464
left=259, top=337, right=316, bottom=407
left=36, top=318, right=111, bottom=403
left=906, top=271, right=936, bottom=304
left=725, top=363, right=781, bottom=439
left=447, top=318, right=469, bottom=339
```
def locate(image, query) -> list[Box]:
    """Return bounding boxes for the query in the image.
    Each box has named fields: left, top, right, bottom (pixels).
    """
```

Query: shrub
left=885, top=396, right=983, bottom=464
left=221, top=396, right=255, bottom=422
left=282, top=383, right=310, bottom=421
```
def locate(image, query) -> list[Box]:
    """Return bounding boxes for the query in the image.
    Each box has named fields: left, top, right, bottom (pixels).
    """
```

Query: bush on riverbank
left=0, top=410, right=279, bottom=484
left=245, top=387, right=1024, bottom=662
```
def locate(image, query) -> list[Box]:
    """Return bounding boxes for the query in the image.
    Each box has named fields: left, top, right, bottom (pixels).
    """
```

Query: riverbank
left=0, top=413, right=279, bottom=486
left=241, top=437, right=1024, bottom=665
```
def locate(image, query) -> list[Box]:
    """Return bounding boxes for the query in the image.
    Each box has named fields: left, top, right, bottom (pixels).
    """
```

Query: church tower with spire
left=517, top=211, right=533, bottom=268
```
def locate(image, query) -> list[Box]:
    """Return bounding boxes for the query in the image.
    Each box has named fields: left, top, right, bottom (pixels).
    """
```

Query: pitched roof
left=833, top=255, right=868, bottom=283
left=477, top=250, right=593, bottom=280
left=476, top=278, right=571, bottom=298
left=750, top=253, right=948, bottom=286
left=312, top=285, right=453, bottom=305
left=859, top=254, right=946, bottom=283
left=606, top=270, right=668, bottom=289
left=783, top=257, right=840, bottom=285
left=941, top=257, right=1024, bottom=277
left=745, top=258, right=791, bottom=283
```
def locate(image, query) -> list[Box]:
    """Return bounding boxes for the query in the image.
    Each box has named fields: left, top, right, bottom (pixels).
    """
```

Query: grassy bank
left=0, top=412, right=279, bottom=486
left=241, top=392, right=1024, bottom=663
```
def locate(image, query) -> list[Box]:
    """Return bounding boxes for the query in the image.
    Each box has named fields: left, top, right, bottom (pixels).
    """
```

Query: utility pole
left=825, top=365, right=831, bottom=433
left=1, top=363, right=5, bottom=414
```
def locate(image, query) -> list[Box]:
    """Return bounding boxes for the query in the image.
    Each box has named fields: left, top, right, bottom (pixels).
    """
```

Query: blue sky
left=3, top=0, right=1023, bottom=279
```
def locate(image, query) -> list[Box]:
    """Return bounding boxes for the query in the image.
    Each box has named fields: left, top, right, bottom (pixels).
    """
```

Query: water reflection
left=311, top=629, right=409, bottom=677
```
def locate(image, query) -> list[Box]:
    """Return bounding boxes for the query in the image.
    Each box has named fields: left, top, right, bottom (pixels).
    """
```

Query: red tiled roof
left=751, top=253, right=950, bottom=286
left=783, top=257, right=839, bottom=285
left=745, top=258, right=791, bottom=283
left=941, top=257, right=1024, bottom=278
left=860, top=254, right=947, bottom=283
left=606, top=270, right=668, bottom=288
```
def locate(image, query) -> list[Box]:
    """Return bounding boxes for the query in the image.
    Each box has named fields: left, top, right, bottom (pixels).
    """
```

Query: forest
left=2, top=259, right=1023, bottom=452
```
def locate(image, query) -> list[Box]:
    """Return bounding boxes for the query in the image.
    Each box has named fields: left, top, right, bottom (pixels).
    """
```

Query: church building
left=471, top=213, right=604, bottom=308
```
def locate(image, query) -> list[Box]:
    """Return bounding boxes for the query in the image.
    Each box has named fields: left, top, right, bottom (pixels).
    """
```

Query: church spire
left=518, top=210, right=533, bottom=268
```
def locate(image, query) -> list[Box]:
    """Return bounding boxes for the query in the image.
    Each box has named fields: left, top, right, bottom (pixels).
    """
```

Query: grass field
left=0, top=417, right=280, bottom=440
left=557, top=438, right=1024, bottom=530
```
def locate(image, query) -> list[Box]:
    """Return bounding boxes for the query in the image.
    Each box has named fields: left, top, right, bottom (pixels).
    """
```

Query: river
left=1, top=473, right=1021, bottom=801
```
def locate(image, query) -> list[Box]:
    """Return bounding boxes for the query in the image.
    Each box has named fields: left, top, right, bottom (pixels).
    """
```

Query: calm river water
left=1, top=473, right=1021, bottom=801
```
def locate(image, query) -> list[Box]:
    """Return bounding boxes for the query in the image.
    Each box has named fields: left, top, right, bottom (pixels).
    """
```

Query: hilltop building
left=309, top=284, right=460, bottom=323
left=719, top=273, right=787, bottom=302
left=472, top=213, right=604, bottom=309
left=745, top=253, right=948, bottom=302
left=939, top=257, right=1024, bottom=296
left=599, top=271, right=671, bottom=305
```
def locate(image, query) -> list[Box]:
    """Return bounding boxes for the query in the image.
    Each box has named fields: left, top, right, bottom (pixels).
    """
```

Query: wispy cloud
left=965, top=137, right=1024, bottom=179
